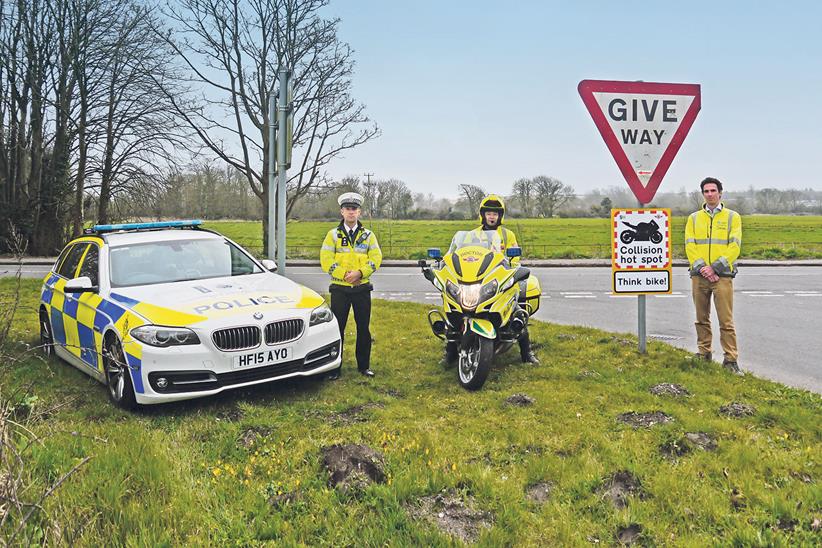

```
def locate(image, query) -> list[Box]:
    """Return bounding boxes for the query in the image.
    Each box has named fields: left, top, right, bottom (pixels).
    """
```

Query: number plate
left=232, top=347, right=292, bottom=369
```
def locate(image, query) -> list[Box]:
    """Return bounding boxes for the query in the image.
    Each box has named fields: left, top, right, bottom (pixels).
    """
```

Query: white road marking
left=655, top=295, right=686, bottom=298
left=609, top=295, right=634, bottom=298
left=749, top=294, right=784, bottom=297
left=561, top=291, right=593, bottom=294
left=792, top=293, right=822, bottom=297
left=564, top=295, right=596, bottom=299
left=743, top=290, right=773, bottom=294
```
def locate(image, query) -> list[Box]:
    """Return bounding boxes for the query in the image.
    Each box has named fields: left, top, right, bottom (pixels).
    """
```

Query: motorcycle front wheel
left=458, top=334, right=494, bottom=390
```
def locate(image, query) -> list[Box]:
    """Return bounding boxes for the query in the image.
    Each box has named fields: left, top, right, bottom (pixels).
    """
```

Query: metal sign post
left=267, top=95, right=276, bottom=262
left=276, top=69, right=290, bottom=275
left=610, top=207, right=673, bottom=354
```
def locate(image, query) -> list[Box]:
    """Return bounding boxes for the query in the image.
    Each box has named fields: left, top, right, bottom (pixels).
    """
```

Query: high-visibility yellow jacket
left=685, top=204, right=742, bottom=277
left=320, top=221, right=382, bottom=287
left=472, top=225, right=521, bottom=266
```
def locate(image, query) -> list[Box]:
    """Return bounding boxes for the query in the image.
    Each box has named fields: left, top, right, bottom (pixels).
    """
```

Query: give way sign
left=578, top=80, right=701, bottom=204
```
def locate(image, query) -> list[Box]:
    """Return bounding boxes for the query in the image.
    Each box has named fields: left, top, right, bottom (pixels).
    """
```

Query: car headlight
left=131, top=325, right=200, bottom=347
left=478, top=279, right=498, bottom=304
left=310, top=304, right=334, bottom=326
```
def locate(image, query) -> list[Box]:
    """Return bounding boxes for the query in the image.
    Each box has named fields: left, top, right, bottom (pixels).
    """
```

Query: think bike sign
left=611, top=208, right=672, bottom=295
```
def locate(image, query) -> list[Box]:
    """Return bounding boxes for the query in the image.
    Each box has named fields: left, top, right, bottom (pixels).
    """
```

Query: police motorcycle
left=418, top=230, right=541, bottom=390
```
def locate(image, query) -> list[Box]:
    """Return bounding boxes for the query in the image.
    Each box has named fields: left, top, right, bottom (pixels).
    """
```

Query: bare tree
left=159, top=0, right=379, bottom=250
left=376, top=179, right=412, bottom=219
left=458, top=184, right=486, bottom=217
left=511, top=177, right=536, bottom=217
left=533, top=175, right=574, bottom=218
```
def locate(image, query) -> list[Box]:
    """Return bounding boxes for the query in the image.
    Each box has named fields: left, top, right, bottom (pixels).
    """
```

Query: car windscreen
left=109, top=239, right=263, bottom=287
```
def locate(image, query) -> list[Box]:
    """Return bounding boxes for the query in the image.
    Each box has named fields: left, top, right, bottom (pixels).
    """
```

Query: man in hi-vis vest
left=320, top=192, right=382, bottom=377
left=685, top=177, right=743, bottom=375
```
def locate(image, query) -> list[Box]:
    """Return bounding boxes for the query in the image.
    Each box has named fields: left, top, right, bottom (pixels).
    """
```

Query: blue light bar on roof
left=92, top=220, right=203, bottom=233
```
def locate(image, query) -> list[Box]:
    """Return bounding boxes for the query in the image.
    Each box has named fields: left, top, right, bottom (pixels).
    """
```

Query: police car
left=38, top=220, right=341, bottom=409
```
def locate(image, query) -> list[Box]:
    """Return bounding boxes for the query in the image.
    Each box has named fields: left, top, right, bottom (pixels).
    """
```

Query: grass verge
left=204, top=216, right=822, bottom=260
left=1, top=279, right=820, bottom=545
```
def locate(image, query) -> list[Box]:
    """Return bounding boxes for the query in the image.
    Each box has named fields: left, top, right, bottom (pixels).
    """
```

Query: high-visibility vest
left=685, top=204, right=742, bottom=277
left=472, top=225, right=520, bottom=266
left=320, top=222, right=382, bottom=287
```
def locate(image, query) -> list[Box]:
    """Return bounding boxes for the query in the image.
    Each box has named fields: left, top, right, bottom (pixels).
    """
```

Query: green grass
left=2, top=279, right=821, bottom=545
left=205, top=216, right=822, bottom=260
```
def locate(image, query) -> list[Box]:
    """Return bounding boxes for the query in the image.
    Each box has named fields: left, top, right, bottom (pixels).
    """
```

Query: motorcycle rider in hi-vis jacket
left=448, top=194, right=539, bottom=364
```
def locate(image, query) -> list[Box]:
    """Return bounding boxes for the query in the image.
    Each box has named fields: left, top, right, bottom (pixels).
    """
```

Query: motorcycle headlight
left=310, top=304, right=334, bottom=326
left=478, top=279, right=498, bottom=304
left=459, top=284, right=482, bottom=310
left=446, top=280, right=460, bottom=301
left=131, top=325, right=200, bottom=347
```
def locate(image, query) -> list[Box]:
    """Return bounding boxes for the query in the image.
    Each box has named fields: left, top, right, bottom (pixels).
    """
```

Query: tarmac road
left=5, top=263, right=821, bottom=394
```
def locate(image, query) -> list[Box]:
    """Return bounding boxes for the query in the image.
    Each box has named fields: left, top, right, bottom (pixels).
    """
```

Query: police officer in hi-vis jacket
left=320, top=193, right=382, bottom=377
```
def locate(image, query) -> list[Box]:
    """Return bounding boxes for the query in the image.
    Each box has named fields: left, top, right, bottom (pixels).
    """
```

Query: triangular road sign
left=578, top=80, right=701, bottom=204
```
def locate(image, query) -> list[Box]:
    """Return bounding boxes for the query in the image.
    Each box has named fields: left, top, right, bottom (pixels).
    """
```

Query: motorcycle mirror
left=506, top=247, right=522, bottom=258
left=427, top=248, right=442, bottom=259
left=513, top=267, right=530, bottom=283
left=417, top=259, right=428, bottom=268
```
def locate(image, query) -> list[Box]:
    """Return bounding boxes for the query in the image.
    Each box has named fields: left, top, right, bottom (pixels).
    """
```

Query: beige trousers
left=691, top=276, right=737, bottom=362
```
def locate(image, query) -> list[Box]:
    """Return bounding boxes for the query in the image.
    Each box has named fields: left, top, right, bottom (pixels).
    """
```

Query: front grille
left=264, top=319, right=304, bottom=345
left=147, top=341, right=341, bottom=394
left=212, top=326, right=261, bottom=351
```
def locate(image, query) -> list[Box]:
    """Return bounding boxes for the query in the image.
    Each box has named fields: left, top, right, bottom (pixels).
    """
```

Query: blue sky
left=322, top=1, right=822, bottom=197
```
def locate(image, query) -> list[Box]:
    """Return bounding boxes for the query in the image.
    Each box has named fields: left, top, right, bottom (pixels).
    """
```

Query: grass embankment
left=205, top=216, right=822, bottom=260
left=1, top=279, right=820, bottom=545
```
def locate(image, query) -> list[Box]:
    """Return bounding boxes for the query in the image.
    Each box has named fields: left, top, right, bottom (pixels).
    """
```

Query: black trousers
left=329, top=284, right=372, bottom=371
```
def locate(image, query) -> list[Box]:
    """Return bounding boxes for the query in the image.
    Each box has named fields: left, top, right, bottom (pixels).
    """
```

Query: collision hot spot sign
left=578, top=80, right=701, bottom=204
left=611, top=208, right=672, bottom=294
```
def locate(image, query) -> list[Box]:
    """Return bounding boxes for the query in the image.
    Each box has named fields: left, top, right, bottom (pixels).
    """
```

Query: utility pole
left=363, top=172, right=375, bottom=218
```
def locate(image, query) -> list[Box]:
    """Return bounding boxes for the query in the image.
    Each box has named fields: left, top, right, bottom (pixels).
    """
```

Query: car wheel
left=39, top=309, right=54, bottom=358
left=104, top=338, right=138, bottom=411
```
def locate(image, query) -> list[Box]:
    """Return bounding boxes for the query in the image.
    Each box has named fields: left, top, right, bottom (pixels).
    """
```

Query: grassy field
left=204, top=216, right=822, bottom=260
left=1, top=279, right=820, bottom=545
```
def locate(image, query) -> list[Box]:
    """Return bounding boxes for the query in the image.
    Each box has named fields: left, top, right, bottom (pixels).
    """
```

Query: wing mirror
left=261, top=259, right=277, bottom=272
left=64, top=276, right=97, bottom=293
left=513, top=267, right=530, bottom=284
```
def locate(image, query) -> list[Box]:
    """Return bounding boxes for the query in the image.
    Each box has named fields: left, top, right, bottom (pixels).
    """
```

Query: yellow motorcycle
left=419, top=230, right=541, bottom=390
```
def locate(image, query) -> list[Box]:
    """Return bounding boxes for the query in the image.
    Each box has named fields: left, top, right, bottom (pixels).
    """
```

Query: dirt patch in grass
left=719, top=402, right=756, bottom=418
left=237, top=427, right=270, bottom=449
left=216, top=405, right=245, bottom=422
left=791, top=471, right=813, bottom=484
left=505, top=393, right=535, bottom=406
left=329, top=402, right=384, bottom=425
left=556, top=333, right=577, bottom=341
left=321, top=444, right=386, bottom=494
left=649, top=383, right=690, bottom=397
left=598, top=471, right=646, bottom=509
left=660, top=432, right=717, bottom=458
left=525, top=482, right=552, bottom=503
left=685, top=432, right=717, bottom=451
left=405, top=489, right=493, bottom=543
left=617, top=411, right=673, bottom=428
left=616, top=523, right=643, bottom=545
left=770, top=517, right=799, bottom=532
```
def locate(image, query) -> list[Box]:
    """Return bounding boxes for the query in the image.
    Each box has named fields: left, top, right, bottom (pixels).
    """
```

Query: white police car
left=38, top=220, right=341, bottom=409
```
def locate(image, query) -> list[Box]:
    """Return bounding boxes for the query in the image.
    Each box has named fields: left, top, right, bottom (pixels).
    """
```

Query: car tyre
left=39, top=308, right=54, bottom=358
left=104, top=338, right=138, bottom=411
